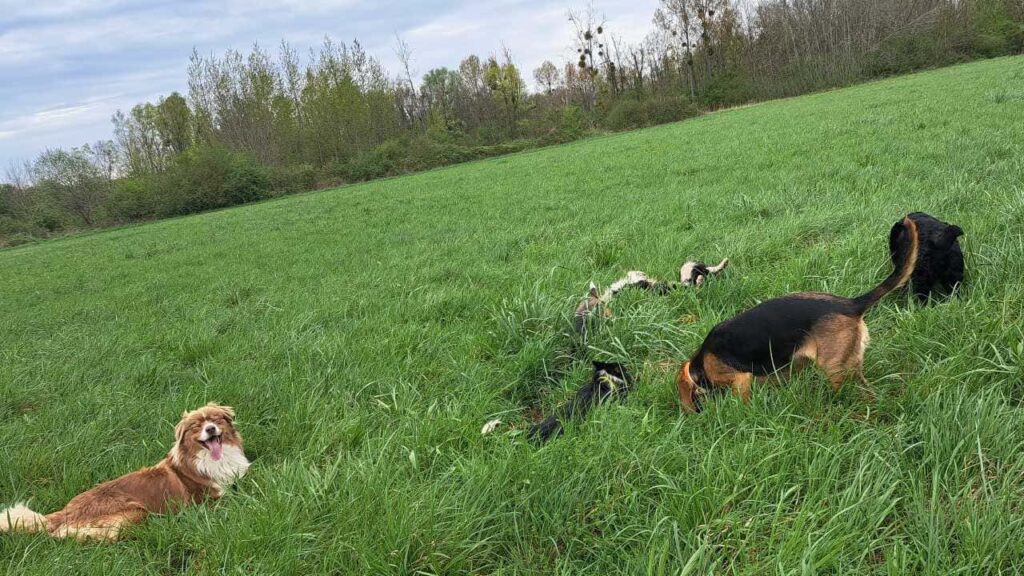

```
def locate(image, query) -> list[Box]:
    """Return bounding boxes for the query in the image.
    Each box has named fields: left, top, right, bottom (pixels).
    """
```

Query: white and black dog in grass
left=574, top=259, right=729, bottom=334
left=527, top=361, right=633, bottom=443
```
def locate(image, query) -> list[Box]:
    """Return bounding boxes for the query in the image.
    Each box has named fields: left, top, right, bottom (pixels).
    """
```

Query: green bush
left=344, top=141, right=403, bottom=182
left=0, top=216, right=44, bottom=246
left=557, top=105, right=588, bottom=141
left=526, top=104, right=591, bottom=144
left=864, top=33, right=948, bottom=77
left=604, top=95, right=702, bottom=131
left=641, top=94, right=702, bottom=125
left=969, top=0, right=1024, bottom=56
left=344, top=135, right=513, bottom=182
left=107, top=176, right=159, bottom=222
left=702, top=73, right=755, bottom=107
left=269, top=164, right=318, bottom=195
left=603, top=98, right=645, bottom=130
left=158, top=146, right=271, bottom=216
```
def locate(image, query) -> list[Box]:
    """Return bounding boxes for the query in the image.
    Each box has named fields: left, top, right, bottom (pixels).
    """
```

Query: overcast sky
left=0, top=0, right=660, bottom=171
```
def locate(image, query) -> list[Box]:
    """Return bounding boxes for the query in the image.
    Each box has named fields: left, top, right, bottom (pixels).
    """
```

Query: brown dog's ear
left=174, top=418, right=188, bottom=445
left=677, top=362, right=701, bottom=413
left=174, top=408, right=193, bottom=442
left=215, top=404, right=236, bottom=422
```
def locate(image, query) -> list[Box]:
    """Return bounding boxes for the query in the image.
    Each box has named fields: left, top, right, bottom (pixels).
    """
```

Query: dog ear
left=937, top=225, right=964, bottom=249
left=218, top=405, right=236, bottom=422
left=174, top=418, right=188, bottom=445
left=677, top=362, right=702, bottom=413
left=593, top=361, right=626, bottom=379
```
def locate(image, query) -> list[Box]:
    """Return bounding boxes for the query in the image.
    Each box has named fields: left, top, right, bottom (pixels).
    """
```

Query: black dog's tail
left=527, top=364, right=631, bottom=443
left=853, top=216, right=919, bottom=313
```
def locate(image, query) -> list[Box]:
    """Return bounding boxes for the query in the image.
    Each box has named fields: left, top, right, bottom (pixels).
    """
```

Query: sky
left=0, top=0, right=660, bottom=172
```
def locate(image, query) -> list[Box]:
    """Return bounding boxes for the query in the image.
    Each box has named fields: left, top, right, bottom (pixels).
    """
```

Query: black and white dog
left=527, top=361, right=633, bottom=443
left=573, top=259, right=729, bottom=334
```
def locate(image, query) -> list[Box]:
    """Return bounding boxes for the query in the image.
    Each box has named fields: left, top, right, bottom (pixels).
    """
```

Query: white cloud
left=0, top=0, right=129, bottom=21
left=0, top=101, right=110, bottom=142
left=0, top=0, right=660, bottom=167
left=382, top=0, right=657, bottom=87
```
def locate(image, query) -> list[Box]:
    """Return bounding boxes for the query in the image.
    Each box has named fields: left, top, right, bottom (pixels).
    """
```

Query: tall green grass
left=2, top=56, right=1023, bottom=574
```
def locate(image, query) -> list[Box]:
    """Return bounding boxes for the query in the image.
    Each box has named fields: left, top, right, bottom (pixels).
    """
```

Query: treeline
left=2, top=0, right=1021, bottom=246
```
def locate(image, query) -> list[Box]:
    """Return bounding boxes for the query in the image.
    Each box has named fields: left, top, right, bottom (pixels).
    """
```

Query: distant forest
left=2, top=0, right=1021, bottom=245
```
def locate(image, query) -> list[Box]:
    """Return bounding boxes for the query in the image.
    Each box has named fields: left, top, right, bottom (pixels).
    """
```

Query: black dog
left=528, top=361, right=632, bottom=443
left=889, top=212, right=963, bottom=303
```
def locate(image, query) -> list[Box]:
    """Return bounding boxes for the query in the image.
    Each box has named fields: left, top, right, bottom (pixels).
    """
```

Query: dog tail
left=0, top=503, right=47, bottom=534
left=854, top=216, right=919, bottom=313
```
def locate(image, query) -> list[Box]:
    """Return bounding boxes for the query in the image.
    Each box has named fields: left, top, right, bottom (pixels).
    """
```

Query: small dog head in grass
left=528, top=361, right=633, bottom=443
left=679, top=258, right=729, bottom=287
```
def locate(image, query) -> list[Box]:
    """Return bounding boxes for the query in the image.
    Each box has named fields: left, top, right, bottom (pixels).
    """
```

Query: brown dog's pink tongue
left=210, top=438, right=223, bottom=461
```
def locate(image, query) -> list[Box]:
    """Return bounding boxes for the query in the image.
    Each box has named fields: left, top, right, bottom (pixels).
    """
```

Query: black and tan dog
left=676, top=217, right=919, bottom=412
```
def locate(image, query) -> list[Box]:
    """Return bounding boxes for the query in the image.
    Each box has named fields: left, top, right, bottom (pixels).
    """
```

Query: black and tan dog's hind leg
left=793, top=314, right=874, bottom=400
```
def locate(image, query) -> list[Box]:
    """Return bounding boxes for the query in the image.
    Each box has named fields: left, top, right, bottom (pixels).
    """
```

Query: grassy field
left=2, top=56, right=1024, bottom=574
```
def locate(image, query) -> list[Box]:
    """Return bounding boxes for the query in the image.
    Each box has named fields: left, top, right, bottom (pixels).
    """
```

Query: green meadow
left=2, top=56, right=1024, bottom=574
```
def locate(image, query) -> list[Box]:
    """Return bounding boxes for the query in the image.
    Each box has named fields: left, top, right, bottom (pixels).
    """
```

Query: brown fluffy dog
left=0, top=403, right=249, bottom=541
left=677, top=217, right=919, bottom=412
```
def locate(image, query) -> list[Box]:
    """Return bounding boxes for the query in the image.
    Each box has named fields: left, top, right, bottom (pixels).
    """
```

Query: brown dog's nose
left=205, top=424, right=218, bottom=435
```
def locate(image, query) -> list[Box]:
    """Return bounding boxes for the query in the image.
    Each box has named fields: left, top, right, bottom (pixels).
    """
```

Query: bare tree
left=1, top=160, right=36, bottom=220
left=393, top=34, right=420, bottom=127
left=533, top=60, right=562, bottom=94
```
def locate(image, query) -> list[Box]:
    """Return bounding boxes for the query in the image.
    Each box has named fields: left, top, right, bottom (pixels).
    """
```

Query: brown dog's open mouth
left=199, top=436, right=224, bottom=461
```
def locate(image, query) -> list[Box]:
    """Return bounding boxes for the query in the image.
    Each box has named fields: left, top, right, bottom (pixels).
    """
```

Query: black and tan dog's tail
left=853, top=216, right=919, bottom=313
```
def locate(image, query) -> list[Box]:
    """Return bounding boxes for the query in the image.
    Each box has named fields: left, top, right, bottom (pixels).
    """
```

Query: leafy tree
left=155, top=93, right=193, bottom=154
left=484, top=53, right=527, bottom=137
left=31, top=147, right=110, bottom=226
left=420, top=67, right=464, bottom=134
